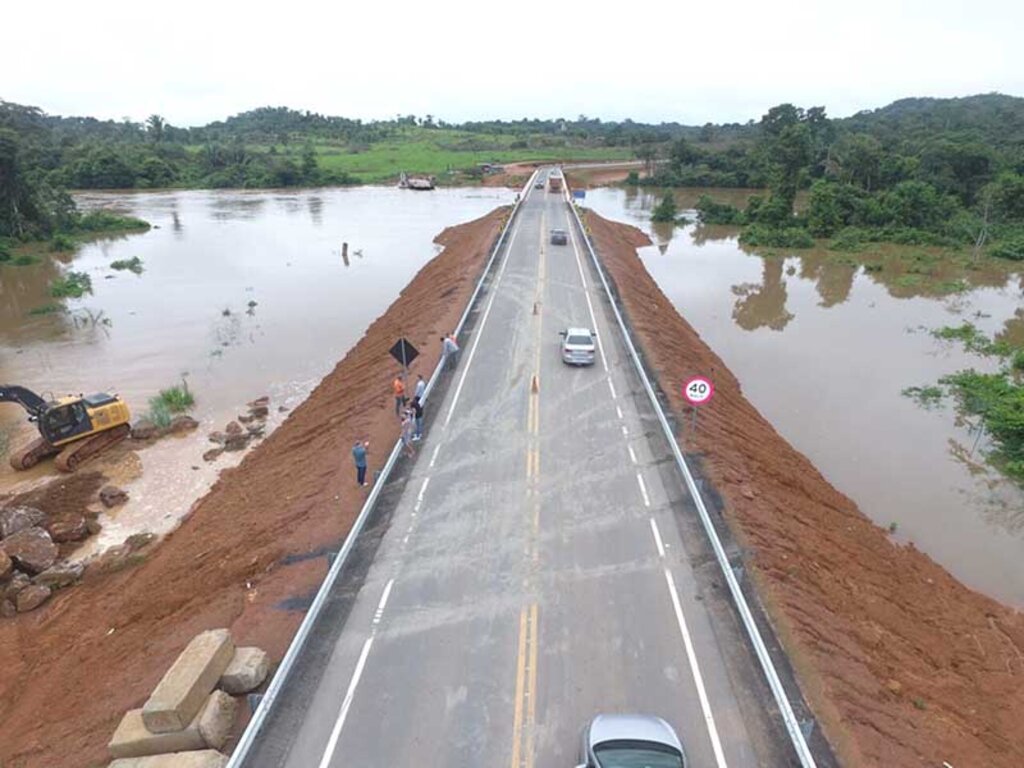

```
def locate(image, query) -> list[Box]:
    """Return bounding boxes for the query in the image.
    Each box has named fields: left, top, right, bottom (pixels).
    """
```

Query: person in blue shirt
left=352, top=440, right=369, bottom=486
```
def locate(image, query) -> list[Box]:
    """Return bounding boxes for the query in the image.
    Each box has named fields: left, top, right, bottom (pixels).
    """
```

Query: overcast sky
left=3, top=0, right=1021, bottom=127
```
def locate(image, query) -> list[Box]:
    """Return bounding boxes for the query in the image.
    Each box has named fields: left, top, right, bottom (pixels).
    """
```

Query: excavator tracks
left=54, top=424, right=131, bottom=472
left=9, top=437, right=62, bottom=471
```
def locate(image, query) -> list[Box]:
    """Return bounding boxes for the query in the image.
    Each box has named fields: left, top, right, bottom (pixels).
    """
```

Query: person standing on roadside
left=352, top=440, right=369, bottom=486
left=411, top=396, right=424, bottom=441
left=392, top=373, right=406, bottom=418
left=414, top=373, right=427, bottom=402
left=441, top=334, right=460, bottom=370
left=400, top=409, right=415, bottom=457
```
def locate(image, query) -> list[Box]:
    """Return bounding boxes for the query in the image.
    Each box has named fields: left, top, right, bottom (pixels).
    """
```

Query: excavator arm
left=0, top=385, right=49, bottom=417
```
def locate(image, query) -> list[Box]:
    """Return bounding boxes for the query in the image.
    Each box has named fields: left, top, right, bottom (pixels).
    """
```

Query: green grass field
left=189, top=127, right=634, bottom=184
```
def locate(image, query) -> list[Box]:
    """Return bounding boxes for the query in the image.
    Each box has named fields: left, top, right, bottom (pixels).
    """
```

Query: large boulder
left=0, top=549, right=11, bottom=580
left=35, top=561, right=84, bottom=590
left=0, top=600, right=15, bottom=618
left=142, top=628, right=235, bottom=733
left=100, top=485, right=130, bottom=508
left=1, top=527, right=58, bottom=574
left=0, top=506, right=46, bottom=539
left=47, top=514, right=89, bottom=543
left=108, top=750, right=229, bottom=768
left=202, top=448, right=223, bottom=463
left=219, top=646, right=270, bottom=695
left=16, top=584, right=51, bottom=612
left=224, top=421, right=243, bottom=436
left=223, top=434, right=249, bottom=452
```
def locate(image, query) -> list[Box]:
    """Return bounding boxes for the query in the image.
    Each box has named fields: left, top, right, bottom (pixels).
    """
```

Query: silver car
left=560, top=327, right=596, bottom=366
left=577, top=714, right=687, bottom=768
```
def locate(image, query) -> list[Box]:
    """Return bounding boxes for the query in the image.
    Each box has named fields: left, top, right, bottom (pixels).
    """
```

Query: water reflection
left=731, top=257, right=794, bottom=331
left=583, top=186, right=1024, bottom=606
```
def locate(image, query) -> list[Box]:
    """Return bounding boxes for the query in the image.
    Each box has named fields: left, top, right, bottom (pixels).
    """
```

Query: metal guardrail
left=563, top=187, right=818, bottom=768
left=227, top=170, right=539, bottom=767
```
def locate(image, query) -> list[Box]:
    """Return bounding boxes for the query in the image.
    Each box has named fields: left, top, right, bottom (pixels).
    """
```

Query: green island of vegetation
left=904, top=323, right=1024, bottom=483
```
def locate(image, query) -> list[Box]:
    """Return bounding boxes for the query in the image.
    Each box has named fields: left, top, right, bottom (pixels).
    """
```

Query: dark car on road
left=577, top=714, right=687, bottom=768
left=550, top=228, right=568, bottom=245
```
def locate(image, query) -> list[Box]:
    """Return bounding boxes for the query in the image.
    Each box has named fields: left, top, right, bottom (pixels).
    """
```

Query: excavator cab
left=1, top=385, right=131, bottom=472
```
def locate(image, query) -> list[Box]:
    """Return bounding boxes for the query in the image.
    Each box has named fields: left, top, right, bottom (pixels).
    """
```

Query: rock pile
left=203, top=397, right=271, bottom=463
left=107, top=628, right=270, bottom=766
left=0, top=484, right=131, bottom=616
left=0, top=503, right=85, bottom=616
left=131, top=414, right=200, bottom=441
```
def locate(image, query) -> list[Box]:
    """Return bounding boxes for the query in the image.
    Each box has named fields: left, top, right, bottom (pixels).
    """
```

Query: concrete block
left=219, top=646, right=269, bottom=695
left=108, top=709, right=205, bottom=759
left=197, top=690, right=238, bottom=750
left=108, top=750, right=228, bottom=768
left=142, top=628, right=234, bottom=733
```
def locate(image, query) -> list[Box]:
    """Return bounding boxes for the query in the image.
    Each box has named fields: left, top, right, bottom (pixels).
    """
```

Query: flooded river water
left=585, top=187, right=1024, bottom=607
left=0, top=186, right=513, bottom=552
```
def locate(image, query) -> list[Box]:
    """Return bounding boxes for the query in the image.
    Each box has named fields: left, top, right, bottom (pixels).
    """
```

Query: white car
left=577, top=714, right=687, bottom=768
left=560, top=327, right=597, bottom=366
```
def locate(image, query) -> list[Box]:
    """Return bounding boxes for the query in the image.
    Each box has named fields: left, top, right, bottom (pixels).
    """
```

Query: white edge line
left=608, top=379, right=618, bottom=399
left=444, top=222, right=521, bottom=426
left=650, top=517, right=666, bottom=558
left=316, top=636, right=375, bottom=768
left=429, top=443, right=441, bottom=468
left=616, top=405, right=624, bottom=420
left=664, top=568, right=729, bottom=768
left=636, top=473, right=651, bottom=507
left=417, top=476, right=431, bottom=502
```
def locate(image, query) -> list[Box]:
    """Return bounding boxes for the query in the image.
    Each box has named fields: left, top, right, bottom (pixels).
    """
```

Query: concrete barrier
left=219, top=647, right=269, bottom=695
left=109, top=709, right=205, bottom=759
left=108, top=749, right=228, bottom=768
left=142, top=629, right=234, bottom=733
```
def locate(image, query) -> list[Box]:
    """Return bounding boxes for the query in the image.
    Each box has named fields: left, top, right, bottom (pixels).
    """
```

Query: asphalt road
left=259, top=174, right=791, bottom=768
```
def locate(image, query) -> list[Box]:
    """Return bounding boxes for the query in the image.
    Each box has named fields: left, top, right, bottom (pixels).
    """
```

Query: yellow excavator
left=1, top=385, right=131, bottom=472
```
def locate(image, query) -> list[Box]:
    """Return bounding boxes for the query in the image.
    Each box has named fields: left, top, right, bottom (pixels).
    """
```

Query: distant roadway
left=246, top=171, right=791, bottom=767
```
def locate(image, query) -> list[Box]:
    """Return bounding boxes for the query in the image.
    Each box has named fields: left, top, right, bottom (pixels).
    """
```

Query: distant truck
left=548, top=169, right=563, bottom=192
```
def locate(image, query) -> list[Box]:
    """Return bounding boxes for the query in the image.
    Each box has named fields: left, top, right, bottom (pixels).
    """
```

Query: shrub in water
left=50, top=271, right=93, bottom=298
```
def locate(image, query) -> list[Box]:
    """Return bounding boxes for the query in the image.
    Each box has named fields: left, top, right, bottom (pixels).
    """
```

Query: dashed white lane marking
left=608, top=379, right=617, bottom=399
left=650, top=518, right=666, bottom=558
left=616, top=404, right=624, bottom=420
left=663, top=568, right=729, bottom=768
left=429, top=443, right=441, bottom=468
left=445, top=223, right=522, bottom=427
left=627, top=445, right=638, bottom=465
left=636, top=473, right=651, bottom=507
left=621, top=425, right=628, bottom=438
left=372, top=578, right=395, bottom=626
left=416, top=477, right=431, bottom=505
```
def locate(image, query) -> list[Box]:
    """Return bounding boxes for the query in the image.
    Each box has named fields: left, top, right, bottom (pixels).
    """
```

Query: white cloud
left=2, top=0, right=1021, bottom=125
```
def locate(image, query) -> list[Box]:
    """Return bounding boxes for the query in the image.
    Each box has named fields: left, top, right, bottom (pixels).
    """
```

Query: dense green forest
left=2, top=94, right=1024, bottom=261
left=667, top=95, right=1024, bottom=261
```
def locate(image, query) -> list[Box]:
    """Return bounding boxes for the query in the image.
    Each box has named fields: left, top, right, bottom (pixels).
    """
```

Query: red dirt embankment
left=583, top=210, right=1024, bottom=767
left=565, top=164, right=639, bottom=188
left=0, top=207, right=510, bottom=768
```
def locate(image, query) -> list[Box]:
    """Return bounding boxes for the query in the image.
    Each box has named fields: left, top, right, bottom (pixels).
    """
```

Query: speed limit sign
left=683, top=376, right=714, bottom=406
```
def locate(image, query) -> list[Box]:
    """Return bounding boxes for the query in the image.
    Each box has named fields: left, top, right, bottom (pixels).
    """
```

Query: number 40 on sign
left=682, top=376, right=714, bottom=434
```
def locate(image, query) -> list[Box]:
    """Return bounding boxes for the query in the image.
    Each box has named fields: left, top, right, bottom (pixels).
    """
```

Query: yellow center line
left=513, top=206, right=549, bottom=768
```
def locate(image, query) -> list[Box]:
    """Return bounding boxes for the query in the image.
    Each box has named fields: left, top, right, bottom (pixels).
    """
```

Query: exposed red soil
left=565, top=164, right=641, bottom=188
left=583, top=209, right=1024, bottom=768
left=0, top=207, right=510, bottom=768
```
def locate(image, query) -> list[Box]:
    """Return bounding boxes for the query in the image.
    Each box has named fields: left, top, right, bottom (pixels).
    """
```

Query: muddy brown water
left=584, top=187, right=1024, bottom=607
left=0, top=187, right=514, bottom=555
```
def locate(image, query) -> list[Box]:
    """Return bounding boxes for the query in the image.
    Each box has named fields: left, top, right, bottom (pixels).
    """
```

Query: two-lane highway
left=248, top=172, right=791, bottom=767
